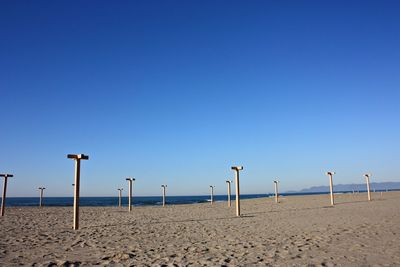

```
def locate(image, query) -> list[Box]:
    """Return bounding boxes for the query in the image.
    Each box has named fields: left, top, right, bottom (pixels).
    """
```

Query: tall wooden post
left=38, top=187, right=45, bottom=207
left=126, top=178, right=135, bottom=212
left=117, top=188, right=123, bottom=207
left=364, top=174, right=371, bottom=201
left=0, top=174, right=13, bottom=216
left=273, top=180, right=279, bottom=203
left=67, top=154, right=89, bottom=230
left=226, top=180, right=232, bottom=207
left=231, top=166, right=243, bottom=217
left=210, top=185, right=215, bottom=205
left=326, top=172, right=335, bottom=206
left=161, top=185, right=167, bottom=207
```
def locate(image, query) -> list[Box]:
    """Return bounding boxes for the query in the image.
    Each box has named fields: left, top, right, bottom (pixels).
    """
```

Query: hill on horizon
left=287, top=182, right=400, bottom=193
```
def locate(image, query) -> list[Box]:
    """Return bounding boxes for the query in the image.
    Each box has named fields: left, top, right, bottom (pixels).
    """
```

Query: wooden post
left=210, top=185, right=215, bottom=205
left=126, top=178, right=135, bottom=212
left=38, top=187, right=45, bottom=207
left=231, top=166, right=243, bottom=217
left=161, top=184, right=167, bottom=207
left=273, top=180, right=279, bottom=203
left=364, top=174, right=371, bottom=201
left=117, top=188, right=123, bottom=207
left=67, top=154, right=89, bottom=230
left=326, top=172, right=335, bottom=206
left=226, top=180, right=232, bottom=207
left=0, top=174, right=13, bottom=216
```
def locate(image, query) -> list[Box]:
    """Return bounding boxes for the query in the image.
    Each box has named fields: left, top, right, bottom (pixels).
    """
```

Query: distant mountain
left=292, top=182, right=400, bottom=193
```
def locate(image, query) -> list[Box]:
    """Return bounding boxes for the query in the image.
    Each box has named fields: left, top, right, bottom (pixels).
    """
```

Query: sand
left=1, top=192, right=400, bottom=266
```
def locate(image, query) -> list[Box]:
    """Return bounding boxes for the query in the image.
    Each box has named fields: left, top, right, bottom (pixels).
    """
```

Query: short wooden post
left=326, top=171, right=335, bottom=206
left=231, top=166, right=243, bottom=217
left=161, top=185, right=167, bottom=207
left=364, top=174, right=372, bottom=201
left=273, top=180, right=279, bottom=203
left=117, top=188, right=123, bottom=207
left=126, top=178, right=135, bottom=212
left=0, top=174, right=13, bottom=216
left=38, top=187, right=45, bottom=207
left=225, top=180, right=232, bottom=207
left=210, top=185, right=215, bottom=205
left=67, top=154, right=89, bottom=230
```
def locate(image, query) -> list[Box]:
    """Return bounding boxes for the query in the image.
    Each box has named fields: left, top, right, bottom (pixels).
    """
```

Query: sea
left=3, top=190, right=384, bottom=207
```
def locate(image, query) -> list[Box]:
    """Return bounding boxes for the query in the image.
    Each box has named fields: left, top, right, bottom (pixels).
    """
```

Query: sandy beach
left=1, top=192, right=399, bottom=266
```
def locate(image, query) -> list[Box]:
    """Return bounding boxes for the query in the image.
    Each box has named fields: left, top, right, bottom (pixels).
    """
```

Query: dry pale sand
left=1, top=192, right=400, bottom=266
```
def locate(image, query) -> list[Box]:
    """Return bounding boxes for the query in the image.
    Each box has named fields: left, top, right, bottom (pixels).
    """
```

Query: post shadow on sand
left=87, top=213, right=256, bottom=229
left=245, top=196, right=388, bottom=216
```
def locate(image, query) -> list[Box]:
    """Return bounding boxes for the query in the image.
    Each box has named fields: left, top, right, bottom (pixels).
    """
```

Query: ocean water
left=1, top=191, right=362, bottom=207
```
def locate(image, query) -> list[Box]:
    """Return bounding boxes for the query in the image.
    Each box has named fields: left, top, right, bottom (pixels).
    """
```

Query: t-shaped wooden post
left=326, top=171, right=335, bottom=206
left=209, top=185, right=215, bottom=205
left=364, top=174, right=372, bottom=201
left=67, top=154, right=89, bottom=230
left=38, top=187, right=45, bottom=208
left=0, top=174, right=13, bottom=216
left=117, top=188, right=123, bottom=207
left=225, top=180, right=232, bottom=207
left=161, top=185, right=167, bottom=207
left=126, top=178, right=135, bottom=212
left=273, top=180, right=279, bottom=203
left=231, top=166, right=243, bottom=217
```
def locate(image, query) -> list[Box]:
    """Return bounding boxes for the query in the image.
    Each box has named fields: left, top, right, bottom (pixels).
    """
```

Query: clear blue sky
left=1, top=1, right=399, bottom=197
